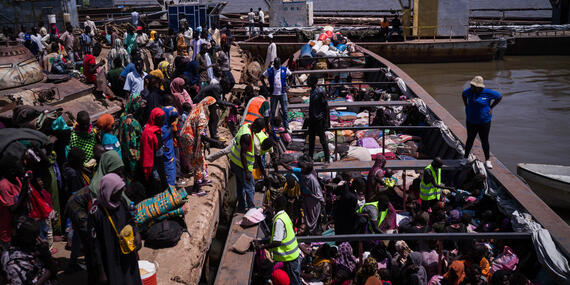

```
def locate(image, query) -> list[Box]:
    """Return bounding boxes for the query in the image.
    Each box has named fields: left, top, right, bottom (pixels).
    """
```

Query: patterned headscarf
left=189, top=96, right=216, bottom=126
left=125, top=92, right=145, bottom=115
left=335, top=242, right=358, bottom=273
left=149, top=69, right=165, bottom=90
left=158, top=61, right=170, bottom=79
left=356, top=257, right=380, bottom=285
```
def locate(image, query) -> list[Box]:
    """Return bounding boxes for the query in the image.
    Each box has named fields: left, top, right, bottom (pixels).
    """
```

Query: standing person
left=107, top=57, right=126, bottom=98
left=366, top=156, right=387, bottom=201
left=88, top=173, right=142, bottom=285
left=131, top=11, right=139, bottom=27
left=419, top=157, right=454, bottom=211
left=193, top=79, right=233, bottom=140
left=164, top=28, right=176, bottom=54
left=280, top=158, right=324, bottom=235
left=179, top=96, right=217, bottom=192
left=217, top=45, right=235, bottom=90
left=83, top=47, right=105, bottom=84
left=264, top=34, right=277, bottom=70
left=146, top=30, right=164, bottom=67
left=108, top=38, right=130, bottom=70
left=96, top=114, right=121, bottom=156
left=88, top=150, right=124, bottom=199
left=386, top=16, right=403, bottom=42
left=124, top=26, right=137, bottom=54
left=259, top=196, right=302, bottom=285
left=30, top=27, right=45, bottom=62
left=462, top=76, right=502, bottom=169
left=140, top=108, right=167, bottom=196
left=79, top=26, right=93, bottom=57
left=123, top=59, right=147, bottom=96
left=70, top=111, right=97, bottom=165
left=307, top=74, right=330, bottom=163
left=196, top=43, right=211, bottom=86
left=380, top=17, right=390, bottom=38
left=59, top=24, right=75, bottom=64
left=170, top=77, right=193, bottom=113
left=161, top=94, right=179, bottom=186
left=262, top=58, right=292, bottom=130
left=240, top=93, right=270, bottom=126
left=176, top=33, right=188, bottom=57
left=182, top=22, right=193, bottom=55
left=117, top=93, right=144, bottom=179
left=229, top=119, right=265, bottom=212
left=258, top=8, right=265, bottom=35
left=248, top=8, right=256, bottom=37
left=84, top=16, right=97, bottom=37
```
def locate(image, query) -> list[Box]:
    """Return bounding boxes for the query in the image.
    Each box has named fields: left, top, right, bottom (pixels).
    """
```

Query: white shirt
left=248, top=12, right=255, bottom=23
left=263, top=67, right=292, bottom=96
left=264, top=42, right=277, bottom=69
left=183, top=28, right=193, bottom=46
left=85, top=20, right=97, bottom=36
left=123, top=71, right=148, bottom=95
left=131, top=11, right=139, bottom=26
left=259, top=11, right=265, bottom=23
left=272, top=210, right=286, bottom=242
left=31, top=34, right=44, bottom=52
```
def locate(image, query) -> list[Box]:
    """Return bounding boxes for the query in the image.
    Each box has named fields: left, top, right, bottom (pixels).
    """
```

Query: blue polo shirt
left=462, top=87, right=501, bottom=124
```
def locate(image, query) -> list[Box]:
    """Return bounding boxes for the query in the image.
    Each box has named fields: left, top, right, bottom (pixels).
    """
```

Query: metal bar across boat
left=290, top=81, right=398, bottom=88
left=294, top=232, right=532, bottom=243
left=291, top=68, right=383, bottom=75
left=291, top=125, right=440, bottom=134
left=274, top=159, right=462, bottom=173
left=288, top=100, right=412, bottom=109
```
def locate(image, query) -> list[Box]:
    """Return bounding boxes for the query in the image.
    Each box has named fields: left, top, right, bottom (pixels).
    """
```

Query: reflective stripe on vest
left=230, top=123, right=255, bottom=171
left=241, top=96, right=268, bottom=125
left=270, top=211, right=300, bottom=262
left=420, top=164, right=441, bottom=201
left=356, top=201, right=388, bottom=232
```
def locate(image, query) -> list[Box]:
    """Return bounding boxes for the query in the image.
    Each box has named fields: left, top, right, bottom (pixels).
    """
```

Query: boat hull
left=517, top=164, right=570, bottom=210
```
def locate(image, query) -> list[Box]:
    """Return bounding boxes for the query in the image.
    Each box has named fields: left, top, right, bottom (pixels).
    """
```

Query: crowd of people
left=0, top=13, right=534, bottom=285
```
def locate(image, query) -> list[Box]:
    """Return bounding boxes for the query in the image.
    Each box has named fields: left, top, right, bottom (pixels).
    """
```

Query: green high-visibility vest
left=356, top=201, right=388, bottom=233
left=270, top=211, right=300, bottom=262
left=229, top=123, right=255, bottom=171
left=420, top=164, right=441, bottom=201
left=255, top=131, right=272, bottom=155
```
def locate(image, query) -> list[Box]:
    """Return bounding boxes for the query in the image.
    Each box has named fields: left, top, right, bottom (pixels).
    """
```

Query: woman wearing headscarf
left=401, top=252, right=427, bottom=285
left=356, top=257, right=381, bottom=285
left=118, top=93, right=145, bottom=178
left=334, top=242, right=358, bottom=282
left=140, top=108, right=167, bottom=196
left=442, top=260, right=466, bottom=285
left=149, top=69, right=165, bottom=91
left=179, top=96, right=216, bottom=192
left=107, top=38, right=130, bottom=70
left=161, top=94, right=179, bottom=186
left=176, top=33, right=188, bottom=56
left=170, top=77, right=194, bottom=112
left=88, top=173, right=141, bottom=285
left=96, top=114, right=121, bottom=157
left=158, top=61, right=172, bottom=94
left=88, top=150, right=124, bottom=198
left=366, top=155, right=387, bottom=200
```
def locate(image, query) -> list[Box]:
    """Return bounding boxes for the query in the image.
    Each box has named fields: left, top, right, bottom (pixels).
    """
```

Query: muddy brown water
left=400, top=55, right=570, bottom=222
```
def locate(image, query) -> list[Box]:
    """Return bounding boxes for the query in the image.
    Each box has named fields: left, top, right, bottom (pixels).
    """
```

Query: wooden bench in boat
left=288, top=100, right=412, bottom=109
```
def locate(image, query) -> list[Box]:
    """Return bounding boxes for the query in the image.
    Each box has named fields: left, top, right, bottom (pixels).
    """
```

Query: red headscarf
left=141, top=108, right=165, bottom=179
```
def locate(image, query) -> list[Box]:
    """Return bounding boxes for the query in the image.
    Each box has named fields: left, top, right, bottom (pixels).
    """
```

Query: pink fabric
left=170, top=78, right=193, bottom=112
left=0, top=178, right=21, bottom=242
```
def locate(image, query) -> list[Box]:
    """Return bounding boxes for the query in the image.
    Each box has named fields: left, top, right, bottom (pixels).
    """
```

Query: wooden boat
left=214, top=39, right=570, bottom=284
left=517, top=163, right=570, bottom=210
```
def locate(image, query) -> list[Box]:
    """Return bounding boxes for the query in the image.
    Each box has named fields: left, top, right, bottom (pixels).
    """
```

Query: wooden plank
left=290, top=81, right=397, bottom=88
left=214, top=192, right=265, bottom=285
left=274, top=159, right=461, bottom=173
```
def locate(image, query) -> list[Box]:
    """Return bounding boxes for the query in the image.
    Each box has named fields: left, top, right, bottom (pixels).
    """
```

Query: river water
left=399, top=56, right=570, bottom=172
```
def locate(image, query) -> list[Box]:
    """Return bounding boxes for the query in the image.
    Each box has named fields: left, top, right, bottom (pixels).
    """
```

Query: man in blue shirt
left=462, top=76, right=502, bottom=169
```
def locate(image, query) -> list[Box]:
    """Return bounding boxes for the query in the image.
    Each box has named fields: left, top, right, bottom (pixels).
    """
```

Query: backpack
left=144, top=219, right=184, bottom=249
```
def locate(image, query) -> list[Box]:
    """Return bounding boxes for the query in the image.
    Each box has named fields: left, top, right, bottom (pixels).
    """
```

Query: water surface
left=399, top=56, right=570, bottom=172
